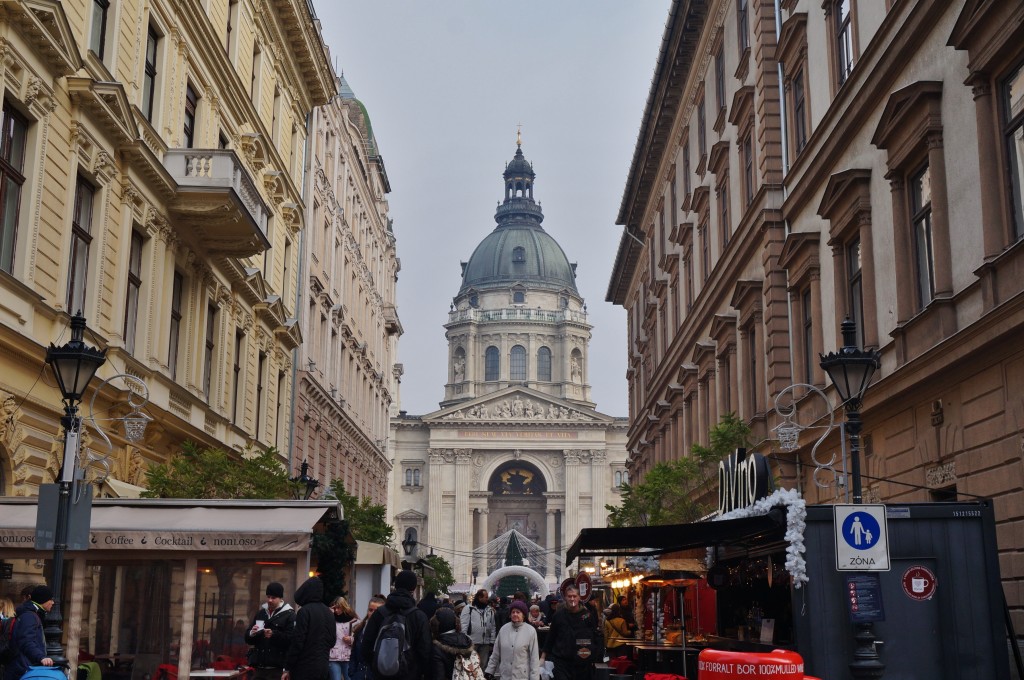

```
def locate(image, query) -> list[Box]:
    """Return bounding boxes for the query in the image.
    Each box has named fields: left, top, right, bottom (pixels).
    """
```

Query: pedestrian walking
left=430, top=609, right=475, bottom=680
left=283, top=577, right=336, bottom=680
left=602, top=606, right=630, bottom=659
left=540, top=586, right=601, bottom=680
left=459, top=589, right=496, bottom=669
left=485, top=601, right=539, bottom=680
left=328, top=597, right=359, bottom=680
left=349, top=596, right=384, bottom=680
left=359, top=571, right=431, bottom=680
left=3, top=585, right=55, bottom=680
left=245, top=582, right=295, bottom=680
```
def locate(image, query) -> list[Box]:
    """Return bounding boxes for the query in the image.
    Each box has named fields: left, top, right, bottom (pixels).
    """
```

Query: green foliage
left=142, top=442, right=297, bottom=499
left=328, top=481, right=396, bottom=546
left=606, top=413, right=752, bottom=527
left=421, top=553, right=455, bottom=595
left=312, top=519, right=356, bottom=603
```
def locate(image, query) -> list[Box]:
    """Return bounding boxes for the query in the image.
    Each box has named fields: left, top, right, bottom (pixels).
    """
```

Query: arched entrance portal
left=486, top=461, right=549, bottom=578
left=480, top=565, right=549, bottom=597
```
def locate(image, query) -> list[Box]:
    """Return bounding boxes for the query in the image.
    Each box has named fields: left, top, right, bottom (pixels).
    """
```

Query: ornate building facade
left=608, top=0, right=1024, bottom=629
left=0, top=0, right=333, bottom=496
left=294, top=75, right=400, bottom=505
left=390, top=143, right=628, bottom=587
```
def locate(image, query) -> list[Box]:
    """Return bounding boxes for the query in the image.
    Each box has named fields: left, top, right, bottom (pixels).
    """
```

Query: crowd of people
left=2, top=574, right=631, bottom=680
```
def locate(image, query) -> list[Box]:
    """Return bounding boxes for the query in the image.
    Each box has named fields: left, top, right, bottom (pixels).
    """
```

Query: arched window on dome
left=510, top=345, right=527, bottom=381
left=485, top=346, right=500, bottom=381
left=537, top=346, right=552, bottom=382
left=512, top=247, right=526, bottom=263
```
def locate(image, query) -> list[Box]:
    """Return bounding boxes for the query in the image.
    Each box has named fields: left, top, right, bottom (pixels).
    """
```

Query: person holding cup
left=246, top=582, right=296, bottom=680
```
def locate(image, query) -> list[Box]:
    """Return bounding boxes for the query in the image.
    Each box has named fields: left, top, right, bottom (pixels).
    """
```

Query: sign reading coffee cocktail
left=718, top=448, right=773, bottom=515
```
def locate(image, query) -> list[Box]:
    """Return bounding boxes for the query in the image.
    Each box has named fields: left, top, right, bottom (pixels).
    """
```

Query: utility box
left=795, top=500, right=1009, bottom=679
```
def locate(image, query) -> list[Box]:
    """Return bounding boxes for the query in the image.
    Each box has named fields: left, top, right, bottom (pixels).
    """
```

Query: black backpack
left=0, top=615, right=17, bottom=664
left=372, top=605, right=417, bottom=679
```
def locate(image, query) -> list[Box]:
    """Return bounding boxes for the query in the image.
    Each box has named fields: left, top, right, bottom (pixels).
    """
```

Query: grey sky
left=313, top=1, right=670, bottom=416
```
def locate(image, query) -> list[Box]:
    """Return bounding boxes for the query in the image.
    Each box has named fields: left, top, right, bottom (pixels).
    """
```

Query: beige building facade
left=608, top=0, right=1024, bottom=628
left=294, top=75, right=400, bottom=506
left=0, top=0, right=333, bottom=497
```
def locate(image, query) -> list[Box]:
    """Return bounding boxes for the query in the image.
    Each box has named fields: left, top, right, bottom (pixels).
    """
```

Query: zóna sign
left=718, top=448, right=772, bottom=515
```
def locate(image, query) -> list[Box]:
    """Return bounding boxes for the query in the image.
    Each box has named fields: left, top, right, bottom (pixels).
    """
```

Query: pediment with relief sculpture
left=425, top=386, right=613, bottom=424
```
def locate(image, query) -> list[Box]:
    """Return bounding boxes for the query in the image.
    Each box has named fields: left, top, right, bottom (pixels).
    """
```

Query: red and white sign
left=901, top=565, right=937, bottom=601
left=697, top=649, right=818, bottom=679
left=575, top=571, right=593, bottom=602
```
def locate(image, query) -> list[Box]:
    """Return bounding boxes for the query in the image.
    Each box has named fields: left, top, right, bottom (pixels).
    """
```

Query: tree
left=606, top=413, right=752, bottom=527
left=421, top=554, right=455, bottom=595
left=328, top=481, right=396, bottom=546
left=142, top=442, right=297, bottom=499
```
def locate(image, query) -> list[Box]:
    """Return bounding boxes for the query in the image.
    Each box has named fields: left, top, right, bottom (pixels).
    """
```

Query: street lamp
left=819, top=318, right=880, bottom=504
left=291, top=460, right=320, bottom=500
left=44, top=312, right=107, bottom=662
left=472, top=565, right=479, bottom=585
left=819, top=317, right=884, bottom=680
left=401, top=534, right=418, bottom=558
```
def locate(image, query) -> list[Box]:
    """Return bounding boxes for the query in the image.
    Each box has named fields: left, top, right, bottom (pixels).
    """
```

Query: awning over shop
left=100, top=478, right=146, bottom=498
left=355, top=540, right=401, bottom=568
left=0, top=497, right=342, bottom=552
left=565, top=508, right=787, bottom=565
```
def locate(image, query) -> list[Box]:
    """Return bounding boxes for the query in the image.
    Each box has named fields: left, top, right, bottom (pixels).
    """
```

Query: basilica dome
left=459, top=144, right=578, bottom=295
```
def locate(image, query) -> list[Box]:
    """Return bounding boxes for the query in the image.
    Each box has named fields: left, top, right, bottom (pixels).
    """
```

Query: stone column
left=476, top=508, right=489, bottom=579
left=455, top=449, right=473, bottom=582
left=563, top=450, right=582, bottom=551
left=427, top=449, right=446, bottom=549
left=590, top=450, right=607, bottom=527
left=969, top=74, right=1005, bottom=261
left=546, top=506, right=557, bottom=583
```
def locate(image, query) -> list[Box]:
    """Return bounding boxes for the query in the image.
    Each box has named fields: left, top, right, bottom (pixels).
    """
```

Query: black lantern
left=819, top=318, right=880, bottom=411
left=472, top=565, right=479, bottom=584
left=46, top=313, right=108, bottom=409
left=291, top=460, right=320, bottom=500
left=401, top=531, right=418, bottom=557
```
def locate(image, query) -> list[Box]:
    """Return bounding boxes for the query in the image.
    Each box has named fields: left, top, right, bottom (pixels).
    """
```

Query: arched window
left=510, top=345, right=527, bottom=381
left=512, top=246, right=526, bottom=263
left=405, top=469, right=413, bottom=486
left=614, top=471, right=622, bottom=486
left=413, top=469, right=421, bottom=486
left=537, top=346, right=552, bottom=381
left=513, top=291, right=525, bottom=304
left=485, top=346, right=500, bottom=381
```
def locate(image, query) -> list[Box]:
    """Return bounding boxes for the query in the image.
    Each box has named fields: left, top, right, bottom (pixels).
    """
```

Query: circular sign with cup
left=575, top=571, right=593, bottom=602
left=901, top=565, right=937, bottom=601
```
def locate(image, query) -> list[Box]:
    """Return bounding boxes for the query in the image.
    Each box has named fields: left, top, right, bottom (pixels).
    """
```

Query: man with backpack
left=359, top=571, right=430, bottom=680
left=3, top=585, right=55, bottom=680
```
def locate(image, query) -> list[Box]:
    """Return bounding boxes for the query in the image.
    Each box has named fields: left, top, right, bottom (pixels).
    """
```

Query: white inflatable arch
left=480, top=565, right=549, bottom=595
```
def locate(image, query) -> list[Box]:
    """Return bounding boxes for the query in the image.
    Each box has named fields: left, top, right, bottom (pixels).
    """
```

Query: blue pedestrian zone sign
left=834, top=505, right=890, bottom=571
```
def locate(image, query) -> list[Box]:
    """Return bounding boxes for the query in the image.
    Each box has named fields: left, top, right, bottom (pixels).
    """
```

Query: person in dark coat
left=430, top=608, right=474, bottom=680
left=245, top=582, right=296, bottom=680
left=284, top=577, right=337, bottom=680
left=417, top=593, right=439, bottom=622
left=4, top=585, right=54, bottom=680
left=360, top=571, right=431, bottom=680
left=540, top=586, right=601, bottom=680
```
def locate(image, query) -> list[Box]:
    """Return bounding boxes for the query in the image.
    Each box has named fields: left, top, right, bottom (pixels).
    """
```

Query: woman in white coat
left=485, top=600, right=540, bottom=680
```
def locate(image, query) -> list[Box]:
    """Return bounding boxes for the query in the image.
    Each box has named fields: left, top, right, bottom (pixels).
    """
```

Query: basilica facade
left=389, top=143, right=628, bottom=588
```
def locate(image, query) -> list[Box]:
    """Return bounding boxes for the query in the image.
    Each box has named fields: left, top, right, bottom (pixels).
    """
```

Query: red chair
left=155, top=665, right=178, bottom=680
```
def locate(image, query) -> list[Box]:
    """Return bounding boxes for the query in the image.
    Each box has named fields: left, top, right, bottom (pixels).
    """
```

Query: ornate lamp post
left=291, top=460, right=320, bottom=500
left=43, top=313, right=107, bottom=662
left=819, top=317, right=884, bottom=680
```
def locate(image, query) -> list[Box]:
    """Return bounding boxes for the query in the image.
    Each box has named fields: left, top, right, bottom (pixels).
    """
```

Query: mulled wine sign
left=718, top=448, right=773, bottom=515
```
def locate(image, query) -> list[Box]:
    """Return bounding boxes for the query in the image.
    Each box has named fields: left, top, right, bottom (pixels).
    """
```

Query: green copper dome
left=459, top=145, right=578, bottom=295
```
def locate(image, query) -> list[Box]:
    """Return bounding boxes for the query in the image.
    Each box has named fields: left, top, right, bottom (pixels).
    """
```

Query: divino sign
left=718, top=448, right=773, bottom=515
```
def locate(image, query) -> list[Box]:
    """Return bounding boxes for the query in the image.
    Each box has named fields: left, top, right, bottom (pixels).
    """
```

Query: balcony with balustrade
left=446, top=307, right=588, bottom=325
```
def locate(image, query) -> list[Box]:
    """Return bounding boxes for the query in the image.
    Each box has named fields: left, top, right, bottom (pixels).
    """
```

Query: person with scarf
left=431, top=608, right=475, bottom=680
left=459, top=589, right=496, bottom=668
left=329, top=597, right=359, bottom=680
left=526, top=606, right=545, bottom=628
left=245, top=582, right=296, bottom=680
left=485, top=601, right=539, bottom=680
left=4, top=585, right=54, bottom=680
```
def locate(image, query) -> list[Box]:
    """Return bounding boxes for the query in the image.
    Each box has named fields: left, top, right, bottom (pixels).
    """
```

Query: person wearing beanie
left=245, top=582, right=296, bottom=680
left=359, top=571, right=431, bottom=680
left=430, top=608, right=475, bottom=680
left=485, top=600, right=539, bottom=680
left=5, top=583, right=54, bottom=680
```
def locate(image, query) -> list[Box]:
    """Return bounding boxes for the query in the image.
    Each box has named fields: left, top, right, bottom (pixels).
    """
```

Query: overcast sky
left=312, top=1, right=670, bottom=416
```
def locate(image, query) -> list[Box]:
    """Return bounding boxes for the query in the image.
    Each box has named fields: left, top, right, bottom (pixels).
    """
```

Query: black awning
left=565, top=508, right=787, bottom=566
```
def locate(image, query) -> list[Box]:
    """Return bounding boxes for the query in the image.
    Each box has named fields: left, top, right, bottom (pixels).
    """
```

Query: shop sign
left=834, top=505, right=890, bottom=571
left=901, top=565, right=937, bottom=601
left=845, top=573, right=885, bottom=623
left=697, top=648, right=806, bottom=679
left=575, top=571, right=593, bottom=602
left=717, top=449, right=772, bottom=515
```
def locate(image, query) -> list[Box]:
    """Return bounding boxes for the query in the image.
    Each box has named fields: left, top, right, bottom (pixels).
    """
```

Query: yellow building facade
left=0, top=0, right=334, bottom=496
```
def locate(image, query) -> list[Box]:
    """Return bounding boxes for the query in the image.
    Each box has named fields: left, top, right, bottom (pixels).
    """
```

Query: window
left=737, top=0, right=749, bottom=54
left=792, top=69, right=808, bottom=153
left=256, top=351, right=266, bottom=438
left=485, top=346, right=499, bottom=381
left=801, top=288, right=814, bottom=383
left=183, top=84, right=198, bottom=148
left=513, top=291, right=525, bottom=304
left=746, top=323, right=758, bottom=415
left=68, top=176, right=96, bottom=314
left=281, top=233, right=290, bottom=304
left=272, top=86, right=282, bottom=144
left=719, top=182, right=730, bottom=246
left=910, top=163, right=935, bottom=308
left=699, top=222, right=709, bottom=282
left=226, top=0, right=239, bottom=56
left=143, top=25, right=159, bottom=122
left=276, top=370, right=284, bottom=448
left=169, top=271, right=183, bottom=379
left=683, top=248, right=694, bottom=312
left=510, top=345, right=526, bottom=381
left=250, top=43, right=261, bottom=101
left=90, top=0, right=110, bottom=61
left=0, top=102, right=28, bottom=274
left=715, top=45, right=726, bottom=112
left=847, top=238, right=864, bottom=348
left=512, top=246, right=526, bottom=263
left=218, top=131, right=229, bottom=149
left=697, top=97, right=707, bottom=160
left=232, top=331, right=244, bottom=423
left=537, top=346, right=552, bottom=382
left=124, top=231, right=143, bottom=354
left=835, top=0, right=854, bottom=86
left=682, top=141, right=691, bottom=198
left=742, top=132, right=754, bottom=206
left=405, top=469, right=413, bottom=486
left=1003, top=62, right=1024, bottom=241
left=404, top=469, right=422, bottom=488
left=204, top=303, right=217, bottom=399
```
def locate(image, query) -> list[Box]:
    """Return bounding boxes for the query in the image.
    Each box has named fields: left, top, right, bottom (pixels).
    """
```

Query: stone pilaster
left=427, top=449, right=447, bottom=548
left=455, top=448, right=473, bottom=581
left=563, top=450, right=582, bottom=549
left=546, top=507, right=558, bottom=582
left=590, top=450, right=607, bottom=527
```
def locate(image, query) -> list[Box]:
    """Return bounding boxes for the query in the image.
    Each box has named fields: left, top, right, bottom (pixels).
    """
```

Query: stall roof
left=355, top=540, right=401, bottom=568
left=565, top=509, right=786, bottom=566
